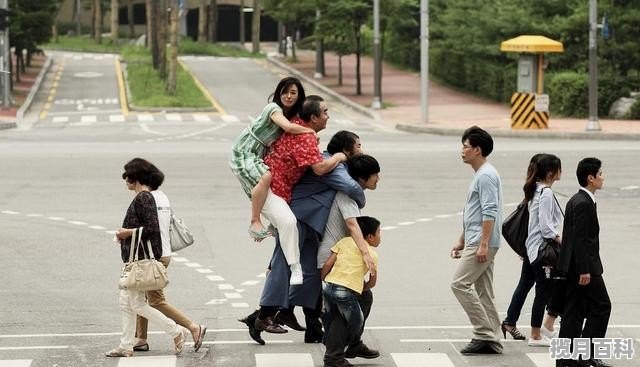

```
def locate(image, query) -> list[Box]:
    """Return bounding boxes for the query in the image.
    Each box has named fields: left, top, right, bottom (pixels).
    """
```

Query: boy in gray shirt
left=450, top=126, right=504, bottom=355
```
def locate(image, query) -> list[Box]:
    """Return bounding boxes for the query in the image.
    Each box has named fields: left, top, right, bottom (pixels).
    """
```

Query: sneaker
left=528, top=336, right=551, bottom=347
left=345, top=344, right=380, bottom=359
left=290, top=263, right=303, bottom=285
left=541, top=325, right=558, bottom=339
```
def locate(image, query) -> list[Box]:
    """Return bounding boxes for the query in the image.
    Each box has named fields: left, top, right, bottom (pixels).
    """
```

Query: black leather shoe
left=323, top=359, right=353, bottom=367
left=238, top=312, right=265, bottom=345
left=589, top=359, right=614, bottom=367
left=275, top=311, right=306, bottom=331
left=255, top=316, right=288, bottom=334
left=345, top=344, right=380, bottom=359
left=460, top=339, right=502, bottom=354
left=556, top=360, right=577, bottom=367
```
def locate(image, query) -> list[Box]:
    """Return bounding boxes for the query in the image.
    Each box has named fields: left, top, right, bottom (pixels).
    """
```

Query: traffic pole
left=586, top=0, right=601, bottom=131
left=371, top=0, right=382, bottom=109
left=420, top=0, right=429, bottom=123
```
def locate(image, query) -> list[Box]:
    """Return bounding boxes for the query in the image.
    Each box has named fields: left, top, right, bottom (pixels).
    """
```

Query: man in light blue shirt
left=450, top=126, right=504, bottom=354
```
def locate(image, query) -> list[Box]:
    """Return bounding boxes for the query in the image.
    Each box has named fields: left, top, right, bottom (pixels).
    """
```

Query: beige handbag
left=118, top=227, right=169, bottom=291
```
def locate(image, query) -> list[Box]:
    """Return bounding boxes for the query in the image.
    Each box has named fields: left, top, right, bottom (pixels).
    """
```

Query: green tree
left=263, top=0, right=315, bottom=61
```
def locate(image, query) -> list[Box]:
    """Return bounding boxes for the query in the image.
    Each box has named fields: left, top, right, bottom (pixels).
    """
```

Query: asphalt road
left=0, top=53, right=638, bottom=367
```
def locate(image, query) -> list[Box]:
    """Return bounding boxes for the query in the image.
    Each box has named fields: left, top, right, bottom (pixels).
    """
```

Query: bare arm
left=270, top=110, right=315, bottom=134
left=345, top=217, right=376, bottom=275
left=321, top=252, right=337, bottom=280
left=311, top=152, right=347, bottom=176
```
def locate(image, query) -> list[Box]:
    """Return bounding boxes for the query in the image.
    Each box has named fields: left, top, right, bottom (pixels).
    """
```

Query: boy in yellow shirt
left=321, top=216, right=381, bottom=367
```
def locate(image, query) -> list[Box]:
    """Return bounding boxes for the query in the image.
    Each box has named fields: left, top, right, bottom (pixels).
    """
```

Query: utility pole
left=586, top=0, right=601, bottom=131
left=0, top=0, right=10, bottom=107
left=371, top=0, right=382, bottom=109
left=314, top=9, right=324, bottom=79
left=420, top=0, right=429, bottom=123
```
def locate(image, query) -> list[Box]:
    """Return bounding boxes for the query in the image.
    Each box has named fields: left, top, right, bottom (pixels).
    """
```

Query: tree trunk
left=198, top=0, right=207, bottom=43
left=95, top=0, right=102, bottom=44
left=277, top=22, right=284, bottom=55
left=52, top=23, right=59, bottom=43
left=290, top=28, right=297, bottom=62
left=14, top=49, right=22, bottom=82
left=90, top=1, right=96, bottom=39
left=167, top=0, right=179, bottom=95
left=239, top=0, right=245, bottom=46
left=111, top=0, right=119, bottom=45
left=251, top=0, right=260, bottom=53
left=128, top=0, right=135, bottom=38
left=355, top=28, right=361, bottom=95
left=149, top=0, right=160, bottom=69
left=145, top=0, right=153, bottom=48
left=208, top=0, right=218, bottom=42
left=338, top=55, right=343, bottom=86
left=158, top=0, right=167, bottom=78
left=75, top=0, right=82, bottom=36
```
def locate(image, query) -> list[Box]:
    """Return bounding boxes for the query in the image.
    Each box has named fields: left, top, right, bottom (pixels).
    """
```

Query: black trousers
left=323, top=289, right=373, bottom=364
left=558, top=274, right=611, bottom=361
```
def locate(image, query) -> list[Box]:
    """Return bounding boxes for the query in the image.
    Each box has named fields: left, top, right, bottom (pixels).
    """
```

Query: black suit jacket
left=558, top=189, right=603, bottom=276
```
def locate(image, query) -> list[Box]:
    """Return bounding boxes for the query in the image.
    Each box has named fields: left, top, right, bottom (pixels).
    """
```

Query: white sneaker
left=541, top=325, right=558, bottom=339
left=528, top=336, right=551, bottom=347
left=289, top=263, right=303, bottom=285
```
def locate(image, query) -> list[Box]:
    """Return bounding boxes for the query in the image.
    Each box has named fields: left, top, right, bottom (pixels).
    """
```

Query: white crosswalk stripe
left=255, top=353, right=314, bottom=367
left=391, top=353, right=455, bottom=367
left=109, top=115, right=126, bottom=123
left=117, top=356, right=176, bottom=367
left=42, top=113, right=238, bottom=125
left=0, top=361, right=31, bottom=367
left=192, top=114, right=211, bottom=122
left=527, top=353, right=554, bottom=367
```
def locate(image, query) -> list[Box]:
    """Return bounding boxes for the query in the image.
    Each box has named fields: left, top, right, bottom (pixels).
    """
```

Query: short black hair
left=327, top=130, right=360, bottom=154
left=347, top=154, right=380, bottom=181
left=576, top=157, right=602, bottom=187
left=299, top=95, right=324, bottom=122
left=462, top=126, right=493, bottom=157
left=122, top=158, right=165, bottom=190
left=357, top=216, right=381, bottom=238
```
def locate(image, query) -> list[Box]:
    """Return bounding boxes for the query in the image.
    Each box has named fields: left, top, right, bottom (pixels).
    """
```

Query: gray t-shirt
left=317, top=192, right=361, bottom=268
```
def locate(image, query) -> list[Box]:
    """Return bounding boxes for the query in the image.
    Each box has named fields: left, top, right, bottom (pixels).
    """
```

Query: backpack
left=169, top=212, right=195, bottom=252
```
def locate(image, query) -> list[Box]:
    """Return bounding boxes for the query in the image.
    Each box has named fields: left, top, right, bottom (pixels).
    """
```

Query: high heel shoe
left=501, top=322, right=526, bottom=340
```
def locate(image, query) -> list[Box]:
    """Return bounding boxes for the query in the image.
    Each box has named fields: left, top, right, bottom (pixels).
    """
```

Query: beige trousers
left=135, top=257, right=193, bottom=339
left=451, top=246, right=501, bottom=342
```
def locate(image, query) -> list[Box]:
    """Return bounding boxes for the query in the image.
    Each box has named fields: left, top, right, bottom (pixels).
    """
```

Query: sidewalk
left=264, top=44, right=640, bottom=140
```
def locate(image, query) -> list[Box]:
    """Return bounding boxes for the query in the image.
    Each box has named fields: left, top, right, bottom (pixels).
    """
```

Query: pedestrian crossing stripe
left=527, top=353, right=554, bottom=367
left=256, top=353, right=314, bottom=367
left=117, top=356, right=176, bottom=367
left=0, top=361, right=31, bottom=367
left=391, top=353, right=455, bottom=367
left=45, top=114, right=239, bottom=125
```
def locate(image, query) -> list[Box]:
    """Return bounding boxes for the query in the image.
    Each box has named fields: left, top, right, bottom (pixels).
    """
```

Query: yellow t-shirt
left=324, top=237, right=378, bottom=294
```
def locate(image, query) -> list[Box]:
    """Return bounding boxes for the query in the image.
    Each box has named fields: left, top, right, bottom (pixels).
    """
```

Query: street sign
left=535, top=94, right=549, bottom=112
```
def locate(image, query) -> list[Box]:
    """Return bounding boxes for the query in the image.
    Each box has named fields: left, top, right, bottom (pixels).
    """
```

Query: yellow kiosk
left=500, top=35, right=564, bottom=129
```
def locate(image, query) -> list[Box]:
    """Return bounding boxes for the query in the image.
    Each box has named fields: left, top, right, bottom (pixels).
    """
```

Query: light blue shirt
left=525, top=183, right=563, bottom=263
left=463, top=162, right=503, bottom=248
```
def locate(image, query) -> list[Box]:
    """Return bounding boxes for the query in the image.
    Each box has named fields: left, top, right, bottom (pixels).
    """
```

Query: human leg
left=261, top=189, right=302, bottom=284
left=474, top=248, right=502, bottom=344
left=529, top=265, right=553, bottom=345
left=581, top=275, right=611, bottom=339
left=502, top=257, right=534, bottom=340
left=109, top=289, right=136, bottom=356
left=451, top=246, right=500, bottom=342
left=249, top=171, right=272, bottom=239
left=345, top=290, right=379, bottom=359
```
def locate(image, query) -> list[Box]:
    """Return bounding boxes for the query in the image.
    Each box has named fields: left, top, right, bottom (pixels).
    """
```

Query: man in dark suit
left=556, top=158, right=612, bottom=367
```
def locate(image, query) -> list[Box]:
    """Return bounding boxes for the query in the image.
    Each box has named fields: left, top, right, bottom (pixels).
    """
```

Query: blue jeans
left=322, top=282, right=364, bottom=347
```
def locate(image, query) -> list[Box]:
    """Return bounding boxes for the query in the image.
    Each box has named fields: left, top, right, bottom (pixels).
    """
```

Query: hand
left=578, top=273, right=591, bottom=286
left=450, top=240, right=464, bottom=259
left=116, top=228, right=132, bottom=240
left=475, top=244, right=488, bottom=263
left=362, top=252, right=376, bottom=276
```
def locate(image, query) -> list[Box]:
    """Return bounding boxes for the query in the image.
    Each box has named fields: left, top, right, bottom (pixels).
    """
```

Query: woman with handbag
left=502, top=154, right=563, bottom=345
left=107, top=158, right=190, bottom=357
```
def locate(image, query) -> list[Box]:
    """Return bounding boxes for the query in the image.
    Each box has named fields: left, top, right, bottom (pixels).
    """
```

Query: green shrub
left=627, top=96, right=640, bottom=119
left=178, top=40, right=262, bottom=58
left=599, top=78, right=632, bottom=117
left=547, top=72, right=588, bottom=117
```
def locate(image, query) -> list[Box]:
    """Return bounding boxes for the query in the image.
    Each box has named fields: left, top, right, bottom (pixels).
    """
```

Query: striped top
left=231, top=102, right=284, bottom=156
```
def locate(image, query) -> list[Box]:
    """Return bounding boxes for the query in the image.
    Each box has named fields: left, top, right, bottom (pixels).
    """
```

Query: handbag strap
left=540, top=186, right=565, bottom=218
left=127, top=227, right=138, bottom=262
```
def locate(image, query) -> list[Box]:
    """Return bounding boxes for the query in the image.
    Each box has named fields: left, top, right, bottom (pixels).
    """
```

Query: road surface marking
left=255, top=353, right=314, bottom=367
left=391, top=353, right=455, bottom=367
left=527, top=353, right=554, bottom=367
left=117, top=356, right=176, bottom=367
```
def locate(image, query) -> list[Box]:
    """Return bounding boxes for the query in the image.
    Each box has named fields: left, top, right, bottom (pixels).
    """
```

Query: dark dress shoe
left=323, top=359, right=353, bottom=367
left=590, top=359, right=614, bottom=367
left=254, top=316, right=288, bottom=334
left=275, top=311, right=306, bottom=331
left=345, top=343, right=380, bottom=359
left=460, top=339, right=502, bottom=354
left=238, top=312, right=265, bottom=345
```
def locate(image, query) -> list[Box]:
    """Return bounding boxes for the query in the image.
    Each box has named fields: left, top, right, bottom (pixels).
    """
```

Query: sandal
left=248, top=227, right=271, bottom=241
left=193, top=324, right=208, bottom=352
left=105, top=347, right=133, bottom=357
left=501, top=322, right=526, bottom=340
left=174, top=328, right=189, bottom=355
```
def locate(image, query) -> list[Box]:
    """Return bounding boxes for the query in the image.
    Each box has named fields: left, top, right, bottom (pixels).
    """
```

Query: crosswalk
left=44, top=113, right=239, bottom=126
left=0, top=353, right=560, bottom=367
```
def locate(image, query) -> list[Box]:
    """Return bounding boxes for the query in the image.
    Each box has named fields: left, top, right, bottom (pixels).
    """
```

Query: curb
left=266, top=55, right=381, bottom=121
left=0, top=121, right=16, bottom=130
left=396, top=123, right=640, bottom=141
left=16, top=55, right=53, bottom=125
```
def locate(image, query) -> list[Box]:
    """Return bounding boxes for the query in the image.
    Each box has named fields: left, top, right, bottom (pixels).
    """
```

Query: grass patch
left=43, top=35, right=122, bottom=53
left=121, top=46, right=212, bottom=108
left=179, top=39, right=263, bottom=58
